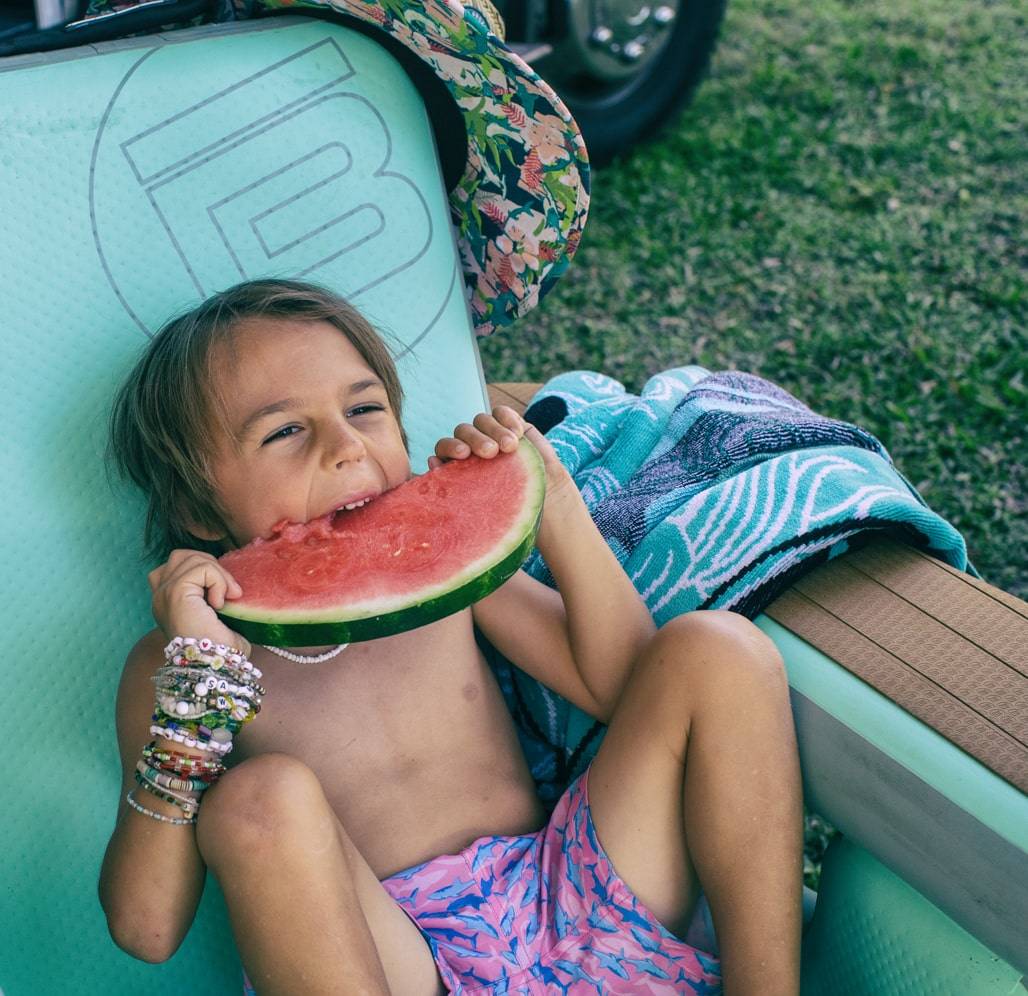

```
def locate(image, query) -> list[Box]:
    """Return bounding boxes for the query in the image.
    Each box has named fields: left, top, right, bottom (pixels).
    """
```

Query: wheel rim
left=532, top=0, right=682, bottom=105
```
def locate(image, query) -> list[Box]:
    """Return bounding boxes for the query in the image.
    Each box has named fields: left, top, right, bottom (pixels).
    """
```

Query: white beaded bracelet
left=164, top=635, right=263, bottom=679
left=150, top=723, right=233, bottom=754
left=126, top=790, right=197, bottom=826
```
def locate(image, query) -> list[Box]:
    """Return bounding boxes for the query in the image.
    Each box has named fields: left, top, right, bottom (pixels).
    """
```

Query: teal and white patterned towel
left=483, top=366, right=973, bottom=807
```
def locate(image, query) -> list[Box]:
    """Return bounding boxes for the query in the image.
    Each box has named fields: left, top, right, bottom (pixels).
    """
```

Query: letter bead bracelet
left=127, top=636, right=264, bottom=827
left=150, top=637, right=265, bottom=752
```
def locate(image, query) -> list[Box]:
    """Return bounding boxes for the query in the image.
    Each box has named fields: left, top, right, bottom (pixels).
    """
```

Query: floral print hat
left=257, top=0, right=593, bottom=336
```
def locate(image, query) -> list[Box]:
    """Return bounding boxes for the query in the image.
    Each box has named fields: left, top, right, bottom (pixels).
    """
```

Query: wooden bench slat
left=789, top=554, right=1028, bottom=740
left=844, top=541, right=1028, bottom=672
left=767, top=587, right=1028, bottom=793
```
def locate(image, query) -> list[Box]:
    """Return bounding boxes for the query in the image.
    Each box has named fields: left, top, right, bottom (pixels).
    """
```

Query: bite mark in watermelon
left=216, top=437, right=546, bottom=646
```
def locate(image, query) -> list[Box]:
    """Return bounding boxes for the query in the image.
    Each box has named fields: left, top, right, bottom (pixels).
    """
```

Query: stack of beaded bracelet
left=150, top=636, right=265, bottom=753
left=128, top=636, right=265, bottom=826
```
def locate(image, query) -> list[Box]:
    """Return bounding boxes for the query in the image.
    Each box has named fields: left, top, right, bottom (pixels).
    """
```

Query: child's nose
left=323, top=419, right=367, bottom=466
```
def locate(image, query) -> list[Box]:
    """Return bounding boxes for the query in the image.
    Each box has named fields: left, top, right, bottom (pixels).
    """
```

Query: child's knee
left=197, top=752, right=327, bottom=860
left=644, top=610, right=787, bottom=691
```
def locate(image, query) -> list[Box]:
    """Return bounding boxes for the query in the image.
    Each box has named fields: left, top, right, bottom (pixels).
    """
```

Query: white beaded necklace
left=262, top=643, right=349, bottom=663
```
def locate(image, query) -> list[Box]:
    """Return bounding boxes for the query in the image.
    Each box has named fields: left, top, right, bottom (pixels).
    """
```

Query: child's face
left=198, top=317, right=411, bottom=549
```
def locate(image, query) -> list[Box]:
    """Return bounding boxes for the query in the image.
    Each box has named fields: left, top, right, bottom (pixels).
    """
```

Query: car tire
left=532, top=0, right=728, bottom=168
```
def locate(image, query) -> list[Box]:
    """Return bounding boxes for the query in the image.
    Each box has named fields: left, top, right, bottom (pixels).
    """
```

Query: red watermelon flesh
left=216, top=437, right=545, bottom=644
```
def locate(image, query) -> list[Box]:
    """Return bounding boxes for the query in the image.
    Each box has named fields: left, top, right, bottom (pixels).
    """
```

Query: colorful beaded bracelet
left=136, top=759, right=212, bottom=793
left=142, top=739, right=225, bottom=764
left=153, top=662, right=263, bottom=730
left=164, top=636, right=263, bottom=680
left=155, top=662, right=265, bottom=698
left=144, top=756, right=224, bottom=784
left=138, top=636, right=266, bottom=809
left=135, top=767, right=206, bottom=803
left=134, top=770, right=200, bottom=816
left=155, top=666, right=265, bottom=701
left=134, top=765, right=202, bottom=800
left=153, top=718, right=246, bottom=749
left=151, top=705, right=243, bottom=735
left=155, top=692, right=251, bottom=724
left=153, top=668, right=263, bottom=722
left=126, top=790, right=197, bottom=826
left=141, top=744, right=224, bottom=775
left=150, top=722, right=233, bottom=754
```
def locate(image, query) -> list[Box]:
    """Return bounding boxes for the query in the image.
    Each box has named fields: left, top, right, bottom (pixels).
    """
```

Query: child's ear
left=186, top=522, right=226, bottom=543
left=180, top=504, right=229, bottom=544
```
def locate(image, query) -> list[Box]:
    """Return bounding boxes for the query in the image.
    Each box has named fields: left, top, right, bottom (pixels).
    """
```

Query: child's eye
left=261, top=407, right=383, bottom=445
left=262, top=425, right=301, bottom=445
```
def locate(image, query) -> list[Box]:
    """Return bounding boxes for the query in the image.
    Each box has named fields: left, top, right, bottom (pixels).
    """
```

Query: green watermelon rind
left=215, top=440, right=546, bottom=645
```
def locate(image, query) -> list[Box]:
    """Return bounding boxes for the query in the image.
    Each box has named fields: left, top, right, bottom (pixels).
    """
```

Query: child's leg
left=586, top=610, right=803, bottom=996
left=195, top=752, right=445, bottom=996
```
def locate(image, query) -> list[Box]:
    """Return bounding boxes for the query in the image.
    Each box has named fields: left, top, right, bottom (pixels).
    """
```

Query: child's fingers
left=470, top=413, right=520, bottom=452
left=182, top=561, right=237, bottom=608
left=491, top=405, right=527, bottom=435
left=223, top=569, right=243, bottom=600
left=434, top=437, right=470, bottom=461
left=190, top=563, right=229, bottom=609
left=451, top=422, right=500, bottom=457
left=210, top=575, right=228, bottom=610
left=214, top=567, right=246, bottom=606
left=456, top=423, right=501, bottom=456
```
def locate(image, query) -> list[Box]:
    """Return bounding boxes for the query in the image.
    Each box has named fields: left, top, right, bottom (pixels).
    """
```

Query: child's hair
left=106, top=278, right=408, bottom=565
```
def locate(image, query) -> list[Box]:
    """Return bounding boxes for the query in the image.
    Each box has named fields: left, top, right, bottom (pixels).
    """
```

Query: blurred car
left=495, top=0, right=726, bottom=166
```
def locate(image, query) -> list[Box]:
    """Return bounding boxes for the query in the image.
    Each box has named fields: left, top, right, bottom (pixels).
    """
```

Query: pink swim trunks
left=242, top=765, right=721, bottom=994
left=386, top=766, right=720, bottom=993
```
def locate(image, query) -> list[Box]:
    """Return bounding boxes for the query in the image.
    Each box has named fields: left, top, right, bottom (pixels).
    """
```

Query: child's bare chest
left=229, top=610, right=545, bottom=874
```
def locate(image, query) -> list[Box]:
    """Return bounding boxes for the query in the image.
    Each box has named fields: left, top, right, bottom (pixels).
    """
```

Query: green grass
left=479, top=0, right=1027, bottom=602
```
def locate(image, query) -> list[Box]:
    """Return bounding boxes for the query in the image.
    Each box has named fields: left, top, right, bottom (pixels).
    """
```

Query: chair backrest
left=0, top=16, right=492, bottom=991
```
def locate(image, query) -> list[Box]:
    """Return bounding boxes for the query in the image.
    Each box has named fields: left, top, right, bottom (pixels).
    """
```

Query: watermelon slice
left=216, top=437, right=545, bottom=646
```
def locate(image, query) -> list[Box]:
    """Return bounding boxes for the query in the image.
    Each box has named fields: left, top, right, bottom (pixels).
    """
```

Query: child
left=98, top=278, right=803, bottom=995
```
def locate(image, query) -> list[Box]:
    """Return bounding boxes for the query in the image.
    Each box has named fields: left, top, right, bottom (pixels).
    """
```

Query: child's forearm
left=99, top=741, right=208, bottom=963
left=100, top=634, right=259, bottom=963
left=536, top=488, right=656, bottom=714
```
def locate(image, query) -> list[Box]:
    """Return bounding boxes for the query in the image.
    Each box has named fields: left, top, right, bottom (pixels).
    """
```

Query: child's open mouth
left=337, top=496, right=374, bottom=512
left=330, top=494, right=376, bottom=525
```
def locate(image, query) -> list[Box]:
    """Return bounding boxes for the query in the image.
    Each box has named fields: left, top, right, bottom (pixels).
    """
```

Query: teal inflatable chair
left=1, top=6, right=1025, bottom=994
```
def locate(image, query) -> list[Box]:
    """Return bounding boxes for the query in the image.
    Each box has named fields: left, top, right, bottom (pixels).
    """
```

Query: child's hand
left=148, top=550, right=253, bottom=658
left=428, top=406, right=576, bottom=504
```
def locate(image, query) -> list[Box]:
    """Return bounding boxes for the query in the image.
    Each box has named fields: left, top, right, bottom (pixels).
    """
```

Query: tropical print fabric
left=381, top=767, right=720, bottom=993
